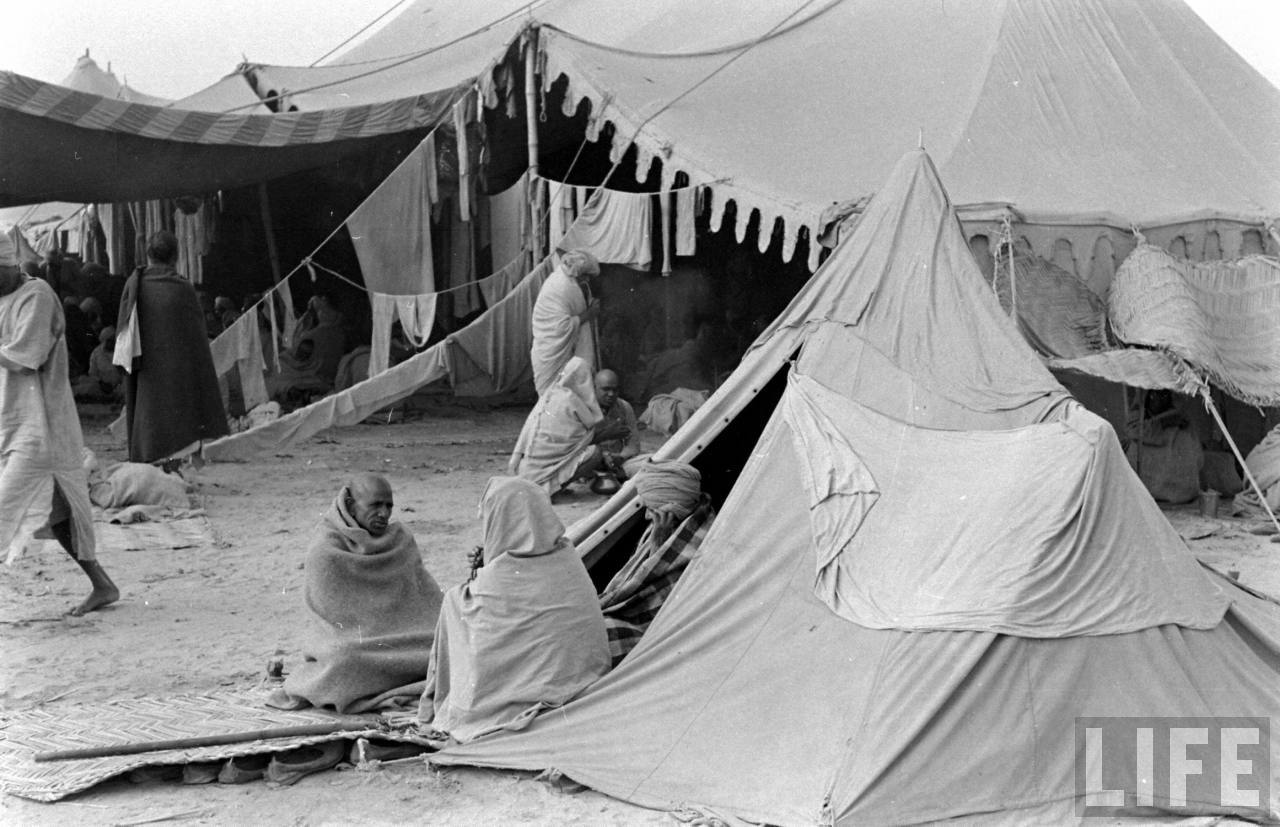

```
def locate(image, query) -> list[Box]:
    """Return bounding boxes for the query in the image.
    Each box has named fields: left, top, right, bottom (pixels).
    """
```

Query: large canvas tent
left=5, top=0, right=1277, bottom=243
left=244, top=0, right=1280, bottom=264
left=2, top=0, right=1277, bottom=452
left=175, top=0, right=1280, bottom=457
left=430, top=150, right=1280, bottom=825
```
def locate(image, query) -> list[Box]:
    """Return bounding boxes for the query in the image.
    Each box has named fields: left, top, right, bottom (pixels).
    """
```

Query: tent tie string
left=1196, top=378, right=1280, bottom=536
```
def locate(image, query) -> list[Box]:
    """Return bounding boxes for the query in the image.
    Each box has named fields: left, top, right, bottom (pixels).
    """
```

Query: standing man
left=0, top=253, right=118, bottom=615
left=116, top=231, right=228, bottom=463
left=530, top=249, right=599, bottom=395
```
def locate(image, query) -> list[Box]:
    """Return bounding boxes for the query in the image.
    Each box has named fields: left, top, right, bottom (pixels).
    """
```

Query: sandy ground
left=1, top=401, right=1278, bottom=826
left=0, top=401, right=667, bottom=826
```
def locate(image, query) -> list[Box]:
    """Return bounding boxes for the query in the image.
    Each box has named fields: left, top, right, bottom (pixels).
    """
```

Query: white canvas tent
left=246, top=0, right=1280, bottom=267
left=430, top=149, right=1280, bottom=825
left=189, top=0, right=1280, bottom=457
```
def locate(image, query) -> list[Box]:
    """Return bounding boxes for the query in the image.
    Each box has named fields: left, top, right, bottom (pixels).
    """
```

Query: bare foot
left=68, top=584, right=119, bottom=616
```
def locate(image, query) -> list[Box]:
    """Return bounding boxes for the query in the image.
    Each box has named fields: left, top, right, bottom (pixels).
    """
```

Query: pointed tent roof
left=430, top=150, right=1280, bottom=824
left=59, top=53, right=172, bottom=107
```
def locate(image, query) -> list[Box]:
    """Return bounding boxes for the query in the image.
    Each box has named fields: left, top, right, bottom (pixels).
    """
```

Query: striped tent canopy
left=0, top=70, right=462, bottom=206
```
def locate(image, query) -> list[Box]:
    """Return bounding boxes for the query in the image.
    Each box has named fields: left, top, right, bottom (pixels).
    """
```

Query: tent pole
left=524, top=38, right=542, bottom=262
left=1006, top=222, right=1017, bottom=319
left=1134, top=388, right=1146, bottom=478
left=1200, top=386, right=1280, bottom=534
left=258, top=183, right=283, bottom=287
left=661, top=191, right=674, bottom=277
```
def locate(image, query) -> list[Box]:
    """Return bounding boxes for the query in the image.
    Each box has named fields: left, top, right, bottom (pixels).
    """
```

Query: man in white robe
left=530, top=250, right=599, bottom=395
left=0, top=259, right=118, bottom=615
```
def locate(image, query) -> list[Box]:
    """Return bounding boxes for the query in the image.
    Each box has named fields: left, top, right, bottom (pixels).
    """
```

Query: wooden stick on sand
left=34, top=721, right=371, bottom=762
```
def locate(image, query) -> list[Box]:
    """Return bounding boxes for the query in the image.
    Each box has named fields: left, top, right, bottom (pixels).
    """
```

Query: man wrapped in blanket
left=268, top=474, right=443, bottom=713
left=530, top=249, right=599, bottom=396
left=598, top=461, right=717, bottom=666
left=417, top=477, right=609, bottom=743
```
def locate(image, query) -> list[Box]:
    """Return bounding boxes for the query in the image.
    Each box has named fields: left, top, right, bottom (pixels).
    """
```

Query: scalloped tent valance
left=2, top=0, right=1277, bottom=254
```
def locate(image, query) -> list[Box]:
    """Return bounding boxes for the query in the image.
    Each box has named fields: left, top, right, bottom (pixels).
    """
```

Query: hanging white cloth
left=113, top=305, right=141, bottom=373
left=209, top=312, right=268, bottom=411
left=369, top=293, right=438, bottom=376
left=556, top=189, right=652, bottom=270
left=478, top=255, right=528, bottom=308
left=347, top=136, right=438, bottom=377
left=547, top=181, right=578, bottom=250
left=454, top=91, right=472, bottom=222
left=424, top=133, right=439, bottom=208
left=675, top=186, right=698, bottom=256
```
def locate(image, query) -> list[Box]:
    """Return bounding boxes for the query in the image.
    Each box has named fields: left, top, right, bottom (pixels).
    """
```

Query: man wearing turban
left=597, top=460, right=717, bottom=665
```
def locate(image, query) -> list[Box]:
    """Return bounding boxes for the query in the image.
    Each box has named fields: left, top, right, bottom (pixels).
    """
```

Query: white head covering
left=480, top=476, right=566, bottom=561
left=635, top=460, right=703, bottom=520
left=554, top=356, right=602, bottom=422
left=560, top=249, right=600, bottom=280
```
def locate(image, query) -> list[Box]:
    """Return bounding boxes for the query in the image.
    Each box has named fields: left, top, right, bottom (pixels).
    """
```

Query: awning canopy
left=0, top=71, right=461, bottom=206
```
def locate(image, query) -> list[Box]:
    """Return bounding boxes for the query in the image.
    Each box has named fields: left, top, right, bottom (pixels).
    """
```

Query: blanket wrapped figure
left=509, top=356, right=604, bottom=493
left=271, top=481, right=443, bottom=713
left=529, top=250, right=598, bottom=395
left=599, top=461, right=716, bottom=665
left=116, top=231, right=228, bottom=462
left=418, top=477, right=609, bottom=743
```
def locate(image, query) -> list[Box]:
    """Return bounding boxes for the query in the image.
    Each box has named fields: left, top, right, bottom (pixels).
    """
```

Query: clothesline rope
left=542, top=0, right=841, bottom=60
left=214, top=2, right=798, bottom=358
left=222, top=2, right=545, bottom=114
left=302, top=251, right=530, bottom=299
left=207, top=87, right=474, bottom=341
left=309, top=0, right=413, bottom=67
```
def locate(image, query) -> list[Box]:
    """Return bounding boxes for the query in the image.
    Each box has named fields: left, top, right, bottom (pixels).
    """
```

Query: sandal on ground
left=181, top=760, right=223, bottom=784
left=218, top=753, right=272, bottom=784
left=265, top=740, right=346, bottom=786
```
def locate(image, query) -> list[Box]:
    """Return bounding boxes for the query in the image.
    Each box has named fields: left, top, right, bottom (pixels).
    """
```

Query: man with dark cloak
left=116, top=231, right=227, bottom=462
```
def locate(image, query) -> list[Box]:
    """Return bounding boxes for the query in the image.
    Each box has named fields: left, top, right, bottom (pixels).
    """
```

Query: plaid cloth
left=600, top=498, right=716, bottom=666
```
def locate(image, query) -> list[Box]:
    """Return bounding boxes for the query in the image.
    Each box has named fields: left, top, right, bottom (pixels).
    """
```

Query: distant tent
left=432, top=151, right=1280, bottom=824
left=59, top=53, right=172, bottom=107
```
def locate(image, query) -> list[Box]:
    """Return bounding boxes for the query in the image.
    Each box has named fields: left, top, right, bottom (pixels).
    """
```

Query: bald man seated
left=267, top=475, right=443, bottom=713
left=593, top=369, right=644, bottom=479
